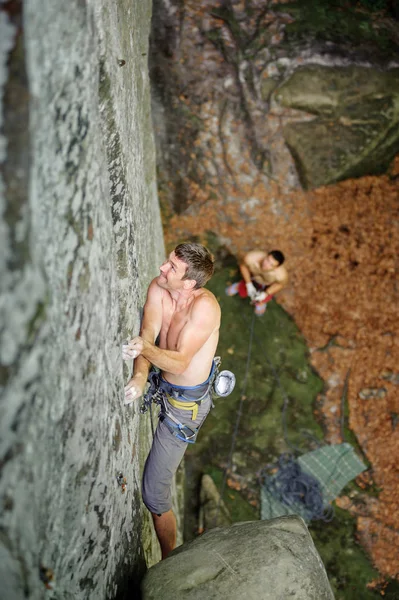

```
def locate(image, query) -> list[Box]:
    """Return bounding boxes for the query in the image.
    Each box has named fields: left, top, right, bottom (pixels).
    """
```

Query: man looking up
left=226, top=249, right=288, bottom=315
left=122, top=242, right=220, bottom=559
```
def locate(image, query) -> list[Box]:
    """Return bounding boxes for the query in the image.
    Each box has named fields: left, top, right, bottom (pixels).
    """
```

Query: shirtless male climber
left=122, top=242, right=221, bottom=560
left=226, top=249, right=288, bottom=316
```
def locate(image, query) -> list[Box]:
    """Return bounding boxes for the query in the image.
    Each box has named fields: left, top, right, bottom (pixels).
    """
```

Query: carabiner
left=176, top=424, right=197, bottom=443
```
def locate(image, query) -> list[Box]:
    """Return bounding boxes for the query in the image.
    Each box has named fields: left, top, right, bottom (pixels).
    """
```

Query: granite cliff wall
left=0, top=1, right=168, bottom=598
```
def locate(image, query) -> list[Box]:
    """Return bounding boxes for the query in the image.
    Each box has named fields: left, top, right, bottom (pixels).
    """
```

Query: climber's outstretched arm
left=123, top=279, right=163, bottom=404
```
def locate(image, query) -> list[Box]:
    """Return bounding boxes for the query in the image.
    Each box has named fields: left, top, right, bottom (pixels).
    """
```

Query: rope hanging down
left=240, top=311, right=302, bottom=453
left=214, top=311, right=256, bottom=526
left=214, top=307, right=360, bottom=527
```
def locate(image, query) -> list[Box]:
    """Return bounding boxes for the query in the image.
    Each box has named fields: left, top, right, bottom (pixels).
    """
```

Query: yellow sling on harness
left=167, top=395, right=199, bottom=420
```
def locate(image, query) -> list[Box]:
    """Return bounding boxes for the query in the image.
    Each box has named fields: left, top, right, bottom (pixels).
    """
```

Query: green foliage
left=356, top=0, right=392, bottom=11
left=273, top=0, right=398, bottom=55
left=204, top=465, right=258, bottom=522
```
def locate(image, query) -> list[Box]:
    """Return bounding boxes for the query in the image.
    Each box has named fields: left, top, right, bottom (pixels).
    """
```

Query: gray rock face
left=0, top=1, right=169, bottom=598
left=142, top=517, right=335, bottom=600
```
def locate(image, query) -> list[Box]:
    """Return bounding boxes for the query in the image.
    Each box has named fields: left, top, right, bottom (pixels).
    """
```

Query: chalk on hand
left=124, top=383, right=139, bottom=405
left=122, top=345, right=138, bottom=361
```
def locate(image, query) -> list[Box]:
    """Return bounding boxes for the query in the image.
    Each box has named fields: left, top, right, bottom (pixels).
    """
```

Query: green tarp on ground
left=261, top=444, right=366, bottom=522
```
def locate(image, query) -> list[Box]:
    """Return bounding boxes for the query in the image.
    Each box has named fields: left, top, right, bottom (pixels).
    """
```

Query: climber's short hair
left=174, top=242, right=215, bottom=289
left=269, top=250, right=285, bottom=266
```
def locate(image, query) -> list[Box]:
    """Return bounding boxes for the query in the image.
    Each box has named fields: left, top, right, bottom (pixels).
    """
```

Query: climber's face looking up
left=261, top=253, right=280, bottom=272
left=158, top=252, right=189, bottom=290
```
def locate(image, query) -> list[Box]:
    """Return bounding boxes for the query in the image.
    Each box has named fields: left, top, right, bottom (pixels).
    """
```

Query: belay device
left=140, top=357, right=235, bottom=443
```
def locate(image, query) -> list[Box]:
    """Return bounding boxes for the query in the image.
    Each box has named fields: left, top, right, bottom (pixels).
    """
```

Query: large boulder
left=141, top=516, right=335, bottom=600
left=277, top=65, right=399, bottom=188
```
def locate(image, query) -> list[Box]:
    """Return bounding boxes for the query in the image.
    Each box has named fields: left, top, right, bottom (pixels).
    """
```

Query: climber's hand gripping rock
left=122, top=337, right=147, bottom=404
left=124, top=375, right=146, bottom=405
left=122, top=336, right=145, bottom=360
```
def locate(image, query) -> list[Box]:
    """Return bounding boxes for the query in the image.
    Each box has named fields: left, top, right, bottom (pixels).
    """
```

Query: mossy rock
left=261, top=77, right=280, bottom=102
left=276, top=65, right=399, bottom=115
left=275, top=66, right=399, bottom=188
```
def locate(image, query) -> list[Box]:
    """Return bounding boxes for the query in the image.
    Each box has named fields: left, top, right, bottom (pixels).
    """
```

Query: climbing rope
left=340, top=368, right=351, bottom=442
left=213, top=311, right=256, bottom=526
left=239, top=310, right=301, bottom=452
left=259, top=454, right=334, bottom=523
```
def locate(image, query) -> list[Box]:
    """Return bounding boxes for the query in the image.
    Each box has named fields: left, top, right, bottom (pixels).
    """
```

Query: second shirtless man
left=226, top=249, right=288, bottom=316
left=122, top=242, right=220, bottom=559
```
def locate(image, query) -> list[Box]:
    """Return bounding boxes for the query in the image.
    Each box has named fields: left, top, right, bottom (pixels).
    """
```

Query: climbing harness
left=167, top=396, right=201, bottom=420
left=160, top=408, right=199, bottom=443
left=140, top=357, right=235, bottom=444
left=140, top=370, right=165, bottom=415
